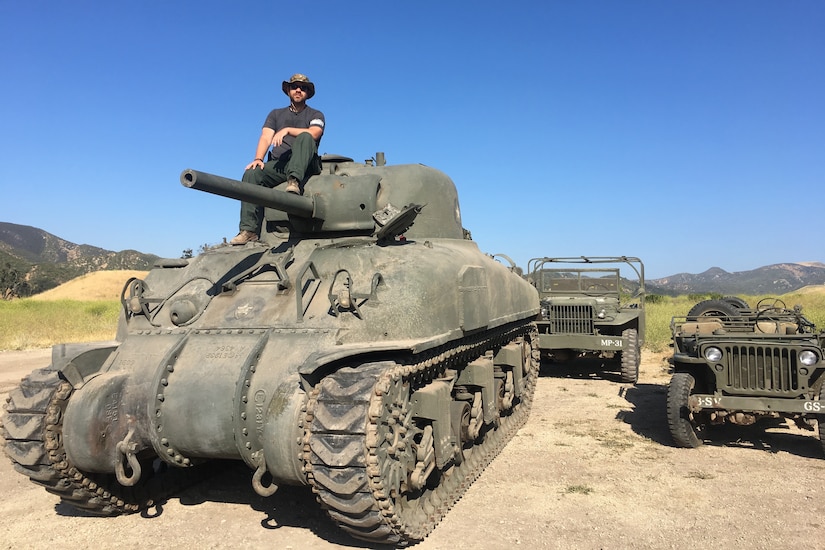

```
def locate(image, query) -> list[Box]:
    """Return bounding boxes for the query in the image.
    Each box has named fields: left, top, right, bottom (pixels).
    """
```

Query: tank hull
left=61, top=236, right=538, bottom=486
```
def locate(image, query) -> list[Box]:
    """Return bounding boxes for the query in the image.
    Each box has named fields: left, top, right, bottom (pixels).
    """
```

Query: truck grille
left=549, top=305, right=594, bottom=334
left=722, top=344, right=801, bottom=393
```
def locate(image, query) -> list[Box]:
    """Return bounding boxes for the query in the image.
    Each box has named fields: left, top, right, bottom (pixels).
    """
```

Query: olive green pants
left=238, top=132, right=320, bottom=233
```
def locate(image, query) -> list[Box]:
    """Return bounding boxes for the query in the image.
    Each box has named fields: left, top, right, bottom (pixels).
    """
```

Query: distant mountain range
left=1, top=221, right=823, bottom=298
left=0, top=221, right=158, bottom=297
left=646, top=262, right=825, bottom=296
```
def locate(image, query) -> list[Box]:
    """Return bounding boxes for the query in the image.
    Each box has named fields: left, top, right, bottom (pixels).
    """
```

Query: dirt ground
left=1, top=348, right=823, bottom=550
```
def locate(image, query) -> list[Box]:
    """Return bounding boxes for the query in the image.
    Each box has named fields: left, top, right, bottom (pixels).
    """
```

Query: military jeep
left=527, top=256, right=645, bottom=384
left=667, top=297, right=825, bottom=452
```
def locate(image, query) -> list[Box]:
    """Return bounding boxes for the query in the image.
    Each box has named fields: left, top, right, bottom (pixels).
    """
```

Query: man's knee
left=242, top=168, right=264, bottom=185
left=293, top=132, right=314, bottom=146
left=292, top=133, right=318, bottom=158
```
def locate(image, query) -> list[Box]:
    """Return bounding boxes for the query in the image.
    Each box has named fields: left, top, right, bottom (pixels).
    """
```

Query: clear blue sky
left=1, top=1, right=822, bottom=279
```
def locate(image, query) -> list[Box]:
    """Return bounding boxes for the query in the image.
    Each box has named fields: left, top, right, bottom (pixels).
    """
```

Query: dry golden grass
left=792, top=285, right=825, bottom=295
left=30, top=270, right=149, bottom=301
left=0, top=300, right=120, bottom=351
left=1, top=271, right=148, bottom=351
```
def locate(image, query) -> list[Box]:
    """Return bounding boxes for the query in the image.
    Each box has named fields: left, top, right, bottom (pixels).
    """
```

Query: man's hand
left=245, top=127, right=276, bottom=170
left=245, top=158, right=265, bottom=170
left=271, top=128, right=290, bottom=147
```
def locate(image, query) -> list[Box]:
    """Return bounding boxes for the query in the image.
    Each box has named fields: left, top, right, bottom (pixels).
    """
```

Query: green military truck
left=667, top=297, right=825, bottom=452
left=527, top=256, right=645, bottom=384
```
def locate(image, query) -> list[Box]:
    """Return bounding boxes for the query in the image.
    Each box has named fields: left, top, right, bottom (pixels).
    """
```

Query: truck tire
left=666, top=372, right=704, bottom=448
left=619, top=328, right=639, bottom=384
left=686, top=299, right=740, bottom=319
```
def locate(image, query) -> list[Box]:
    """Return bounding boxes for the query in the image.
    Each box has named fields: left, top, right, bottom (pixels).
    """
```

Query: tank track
left=303, top=323, right=539, bottom=545
left=2, top=366, right=218, bottom=515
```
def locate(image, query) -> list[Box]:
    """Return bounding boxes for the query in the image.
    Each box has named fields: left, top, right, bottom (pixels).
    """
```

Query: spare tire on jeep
left=722, top=296, right=750, bottom=310
left=686, top=299, right=740, bottom=319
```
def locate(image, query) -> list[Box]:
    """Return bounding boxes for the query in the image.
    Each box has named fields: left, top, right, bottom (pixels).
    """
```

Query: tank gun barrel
left=181, top=169, right=316, bottom=218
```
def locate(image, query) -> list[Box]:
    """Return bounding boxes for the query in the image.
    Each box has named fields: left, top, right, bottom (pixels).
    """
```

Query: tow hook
left=115, top=426, right=142, bottom=486
left=251, top=451, right=278, bottom=497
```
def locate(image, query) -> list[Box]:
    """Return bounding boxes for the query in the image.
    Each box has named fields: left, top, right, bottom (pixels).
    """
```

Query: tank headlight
left=704, top=347, right=723, bottom=362
left=169, top=299, right=198, bottom=326
left=799, top=350, right=819, bottom=366
left=597, top=308, right=606, bottom=319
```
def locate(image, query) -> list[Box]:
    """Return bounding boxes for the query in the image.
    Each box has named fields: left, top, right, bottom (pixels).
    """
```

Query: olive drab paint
left=668, top=297, right=825, bottom=450
left=528, top=256, right=646, bottom=384
left=2, top=153, right=540, bottom=546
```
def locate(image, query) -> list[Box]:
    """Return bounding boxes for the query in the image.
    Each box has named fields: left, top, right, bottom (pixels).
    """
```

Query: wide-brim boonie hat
left=282, top=73, right=315, bottom=99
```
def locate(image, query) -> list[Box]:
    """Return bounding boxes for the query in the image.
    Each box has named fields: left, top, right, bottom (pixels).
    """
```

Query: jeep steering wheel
left=756, top=297, right=786, bottom=311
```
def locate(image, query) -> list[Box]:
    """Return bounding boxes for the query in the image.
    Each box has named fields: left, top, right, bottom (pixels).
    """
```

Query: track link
left=2, top=366, right=218, bottom=515
left=304, top=323, right=539, bottom=545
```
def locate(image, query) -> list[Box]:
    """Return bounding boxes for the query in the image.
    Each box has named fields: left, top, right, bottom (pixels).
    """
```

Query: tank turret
left=3, top=154, right=539, bottom=545
left=182, top=155, right=463, bottom=241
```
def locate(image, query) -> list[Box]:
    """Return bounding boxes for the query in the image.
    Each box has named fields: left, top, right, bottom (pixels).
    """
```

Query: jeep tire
left=667, top=372, right=704, bottom=448
left=687, top=299, right=740, bottom=319
left=722, top=296, right=750, bottom=310
left=819, top=390, right=825, bottom=457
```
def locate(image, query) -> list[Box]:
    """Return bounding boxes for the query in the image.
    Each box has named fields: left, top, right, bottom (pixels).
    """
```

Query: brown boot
left=230, top=230, right=259, bottom=245
left=284, top=177, right=300, bottom=194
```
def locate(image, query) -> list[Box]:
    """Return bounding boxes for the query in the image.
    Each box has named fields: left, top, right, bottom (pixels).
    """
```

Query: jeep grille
left=549, top=305, right=594, bottom=334
left=722, top=344, right=802, bottom=394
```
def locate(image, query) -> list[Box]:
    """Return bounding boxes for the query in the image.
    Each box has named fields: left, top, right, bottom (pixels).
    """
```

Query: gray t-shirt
left=263, top=105, right=325, bottom=159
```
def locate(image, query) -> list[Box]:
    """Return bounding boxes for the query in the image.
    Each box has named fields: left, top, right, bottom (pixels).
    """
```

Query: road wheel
left=619, top=328, right=639, bottom=384
left=687, top=299, right=740, bottom=319
left=666, top=372, right=704, bottom=448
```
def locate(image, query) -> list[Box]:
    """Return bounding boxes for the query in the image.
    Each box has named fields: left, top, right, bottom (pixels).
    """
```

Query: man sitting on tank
left=230, top=73, right=325, bottom=245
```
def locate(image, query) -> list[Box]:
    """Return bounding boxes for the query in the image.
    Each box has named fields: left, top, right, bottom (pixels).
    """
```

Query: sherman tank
left=2, top=154, right=539, bottom=545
